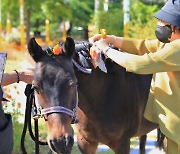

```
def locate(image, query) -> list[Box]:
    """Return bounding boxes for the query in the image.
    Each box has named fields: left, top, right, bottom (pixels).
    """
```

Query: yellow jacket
left=121, top=38, right=180, bottom=146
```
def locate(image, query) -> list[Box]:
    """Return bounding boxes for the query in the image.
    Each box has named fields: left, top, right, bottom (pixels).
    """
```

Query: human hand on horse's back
left=89, top=34, right=114, bottom=44
left=89, top=34, right=123, bottom=49
left=89, top=34, right=102, bottom=43
left=91, top=39, right=109, bottom=54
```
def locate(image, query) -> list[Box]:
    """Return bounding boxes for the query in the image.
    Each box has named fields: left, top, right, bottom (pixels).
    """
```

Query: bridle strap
left=41, top=106, right=75, bottom=118
left=34, top=85, right=79, bottom=122
left=21, top=84, right=48, bottom=154
left=72, top=59, right=92, bottom=74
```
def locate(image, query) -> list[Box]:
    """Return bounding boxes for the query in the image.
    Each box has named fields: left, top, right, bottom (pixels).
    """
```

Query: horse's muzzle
left=49, top=136, right=74, bottom=154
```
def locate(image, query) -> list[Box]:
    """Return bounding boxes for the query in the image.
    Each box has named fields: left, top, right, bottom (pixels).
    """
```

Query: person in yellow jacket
left=90, top=0, right=180, bottom=153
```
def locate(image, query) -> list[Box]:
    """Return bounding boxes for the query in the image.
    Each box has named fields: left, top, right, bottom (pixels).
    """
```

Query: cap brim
left=154, top=10, right=180, bottom=27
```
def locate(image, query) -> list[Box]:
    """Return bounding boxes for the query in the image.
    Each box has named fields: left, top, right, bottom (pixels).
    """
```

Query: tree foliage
left=41, top=0, right=72, bottom=22
left=1, top=0, right=19, bottom=27
left=24, top=0, right=45, bottom=33
left=1, top=0, right=166, bottom=40
left=128, top=1, right=160, bottom=39
left=98, top=8, right=123, bottom=36
left=68, top=0, right=94, bottom=28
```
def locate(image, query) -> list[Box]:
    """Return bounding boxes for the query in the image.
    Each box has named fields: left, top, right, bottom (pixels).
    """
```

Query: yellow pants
left=166, top=138, right=180, bottom=154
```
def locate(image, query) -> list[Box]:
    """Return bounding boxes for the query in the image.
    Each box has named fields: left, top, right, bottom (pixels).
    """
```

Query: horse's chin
left=47, top=136, right=74, bottom=154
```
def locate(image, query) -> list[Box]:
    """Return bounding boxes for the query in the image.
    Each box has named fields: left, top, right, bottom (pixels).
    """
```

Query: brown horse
left=28, top=37, right=158, bottom=154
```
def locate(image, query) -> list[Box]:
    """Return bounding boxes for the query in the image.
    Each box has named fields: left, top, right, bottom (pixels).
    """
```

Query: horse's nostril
left=65, top=136, right=74, bottom=147
left=49, top=139, right=58, bottom=153
left=49, top=136, right=74, bottom=154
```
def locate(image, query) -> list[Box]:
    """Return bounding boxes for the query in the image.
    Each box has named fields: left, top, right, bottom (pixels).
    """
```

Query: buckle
left=45, top=47, right=54, bottom=56
left=71, top=117, right=79, bottom=124
left=32, top=106, right=42, bottom=120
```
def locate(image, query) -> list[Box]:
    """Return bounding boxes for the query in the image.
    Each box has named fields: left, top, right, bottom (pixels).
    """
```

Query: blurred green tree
left=24, top=0, right=44, bottom=42
left=1, top=0, right=44, bottom=42
left=68, top=0, right=94, bottom=40
left=128, top=0, right=160, bottom=39
left=1, top=0, right=72, bottom=42
left=97, top=0, right=123, bottom=37
left=41, top=0, right=72, bottom=40
left=1, top=0, right=19, bottom=28
left=1, top=0, right=166, bottom=42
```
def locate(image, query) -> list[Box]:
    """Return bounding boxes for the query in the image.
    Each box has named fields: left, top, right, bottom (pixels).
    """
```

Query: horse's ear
left=28, top=37, right=45, bottom=62
left=62, top=37, right=75, bottom=58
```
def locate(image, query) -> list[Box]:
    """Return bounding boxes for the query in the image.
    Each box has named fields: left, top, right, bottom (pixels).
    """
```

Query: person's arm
left=89, top=34, right=165, bottom=55
left=120, top=38, right=165, bottom=55
left=124, top=40, right=180, bottom=74
left=2, top=69, right=34, bottom=86
left=105, top=36, right=165, bottom=55
left=89, top=34, right=123, bottom=49
left=91, top=39, right=130, bottom=69
left=102, top=47, right=127, bottom=68
left=93, top=38, right=180, bottom=74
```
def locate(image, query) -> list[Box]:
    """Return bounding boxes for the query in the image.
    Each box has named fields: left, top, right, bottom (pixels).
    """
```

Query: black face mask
left=155, top=25, right=172, bottom=43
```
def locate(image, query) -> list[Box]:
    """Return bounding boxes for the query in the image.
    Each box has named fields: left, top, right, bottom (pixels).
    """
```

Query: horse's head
left=28, top=37, right=77, bottom=154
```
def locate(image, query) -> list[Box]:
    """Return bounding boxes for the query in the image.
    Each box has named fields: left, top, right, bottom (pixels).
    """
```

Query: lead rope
left=21, top=84, right=48, bottom=154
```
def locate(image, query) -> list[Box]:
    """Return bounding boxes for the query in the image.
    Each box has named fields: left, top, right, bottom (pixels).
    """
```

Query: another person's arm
left=90, top=34, right=165, bottom=55
left=89, top=34, right=123, bottom=49
left=91, top=37, right=180, bottom=74
left=2, top=69, right=34, bottom=86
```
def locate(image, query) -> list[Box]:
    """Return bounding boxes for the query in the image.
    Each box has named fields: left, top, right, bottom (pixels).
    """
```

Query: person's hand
left=19, top=68, right=34, bottom=84
left=91, top=39, right=109, bottom=54
left=89, top=34, right=102, bottom=44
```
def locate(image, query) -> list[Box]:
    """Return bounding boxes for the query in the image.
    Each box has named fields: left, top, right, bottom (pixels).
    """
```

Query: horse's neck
left=76, top=69, right=107, bottom=105
left=76, top=69, right=103, bottom=94
left=75, top=67, right=152, bottom=111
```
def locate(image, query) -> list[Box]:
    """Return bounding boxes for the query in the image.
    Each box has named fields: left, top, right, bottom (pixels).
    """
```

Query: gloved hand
left=0, top=86, right=7, bottom=130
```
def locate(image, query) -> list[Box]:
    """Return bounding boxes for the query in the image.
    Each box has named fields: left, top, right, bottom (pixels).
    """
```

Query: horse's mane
left=74, top=41, right=93, bottom=69
left=43, top=40, right=120, bottom=74
left=74, top=41, right=118, bottom=73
